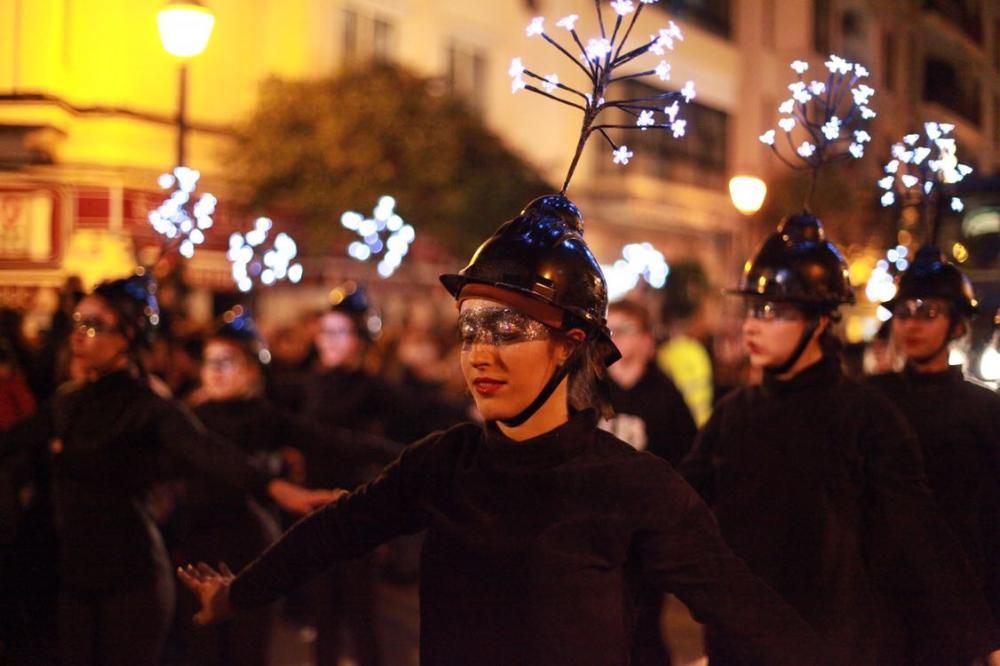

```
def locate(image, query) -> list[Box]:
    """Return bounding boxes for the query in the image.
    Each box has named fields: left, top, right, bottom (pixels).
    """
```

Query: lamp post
left=728, top=175, right=767, bottom=216
left=157, top=1, right=215, bottom=168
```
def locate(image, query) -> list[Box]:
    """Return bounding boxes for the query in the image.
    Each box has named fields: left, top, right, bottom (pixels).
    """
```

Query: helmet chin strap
left=499, top=332, right=592, bottom=428
left=764, top=316, right=821, bottom=377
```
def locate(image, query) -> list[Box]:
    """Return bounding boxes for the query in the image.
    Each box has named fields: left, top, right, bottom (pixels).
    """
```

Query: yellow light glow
left=952, top=242, right=969, bottom=263
left=63, top=231, right=137, bottom=289
left=848, top=254, right=875, bottom=287
left=157, top=2, right=215, bottom=58
left=728, top=176, right=768, bottom=215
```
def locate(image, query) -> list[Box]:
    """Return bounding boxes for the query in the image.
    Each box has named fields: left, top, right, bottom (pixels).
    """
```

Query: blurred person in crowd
left=264, top=314, right=320, bottom=413
left=0, top=272, right=334, bottom=666
left=604, top=299, right=697, bottom=666
left=179, top=196, right=829, bottom=666
left=171, top=306, right=397, bottom=666
left=681, top=214, right=1000, bottom=666
left=867, top=246, right=1000, bottom=665
left=166, top=334, right=204, bottom=401
left=298, top=282, right=407, bottom=666
left=656, top=262, right=714, bottom=425
left=0, top=336, right=36, bottom=431
left=604, top=299, right=697, bottom=466
left=30, top=276, right=85, bottom=401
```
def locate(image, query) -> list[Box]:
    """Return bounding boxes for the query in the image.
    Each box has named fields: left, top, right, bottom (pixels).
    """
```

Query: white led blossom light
left=148, top=166, right=217, bottom=259
left=612, top=145, right=634, bottom=165
left=603, top=241, right=670, bottom=301
left=877, top=123, right=974, bottom=238
left=759, top=54, right=876, bottom=209
left=508, top=0, right=695, bottom=191
left=227, top=217, right=303, bottom=292
left=341, top=196, right=415, bottom=278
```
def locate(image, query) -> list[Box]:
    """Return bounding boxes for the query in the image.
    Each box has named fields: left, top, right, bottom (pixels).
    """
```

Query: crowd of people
left=0, top=197, right=997, bottom=666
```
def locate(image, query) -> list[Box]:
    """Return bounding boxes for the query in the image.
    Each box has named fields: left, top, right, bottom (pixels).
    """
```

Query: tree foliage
left=223, top=63, right=552, bottom=256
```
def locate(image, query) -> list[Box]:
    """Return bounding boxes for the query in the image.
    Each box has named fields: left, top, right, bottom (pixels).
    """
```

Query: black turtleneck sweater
left=229, top=410, right=824, bottom=666
left=867, top=366, right=1000, bottom=661
left=682, top=356, right=1000, bottom=666
left=12, top=370, right=272, bottom=593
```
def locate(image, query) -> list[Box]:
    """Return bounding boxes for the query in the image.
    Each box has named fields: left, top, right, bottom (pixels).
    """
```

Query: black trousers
left=58, top=570, right=175, bottom=666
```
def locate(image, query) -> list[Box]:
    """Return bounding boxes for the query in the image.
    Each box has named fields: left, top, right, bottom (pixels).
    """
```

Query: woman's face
left=891, top=298, right=955, bottom=361
left=200, top=339, right=259, bottom=401
left=458, top=299, right=570, bottom=422
left=315, top=311, right=364, bottom=369
left=69, top=295, right=129, bottom=376
left=740, top=299, right=810, bottom=369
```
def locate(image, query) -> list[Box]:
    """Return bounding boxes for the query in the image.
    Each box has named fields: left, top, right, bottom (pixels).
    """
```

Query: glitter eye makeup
left=458, top=305, right=552, bottom=348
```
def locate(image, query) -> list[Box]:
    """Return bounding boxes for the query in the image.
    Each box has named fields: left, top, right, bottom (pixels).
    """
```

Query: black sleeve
left=861, top=391, right=1000, bottom=659
left=635, top=465, right=828, bottom=666
left=981, top=396, right=1000, bottom=619
left=229, top=431, right=442, bottom=608
left=153, top=396, right=272, bottom=498
left=678, top=403, right=724, bottom=505
left=277, top=408, right=402, bottom=470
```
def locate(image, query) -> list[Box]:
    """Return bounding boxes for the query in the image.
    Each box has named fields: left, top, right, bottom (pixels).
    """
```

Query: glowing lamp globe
left=158, top=1, right=215, bottom=58
left=729, top=176, right=768, bottom=215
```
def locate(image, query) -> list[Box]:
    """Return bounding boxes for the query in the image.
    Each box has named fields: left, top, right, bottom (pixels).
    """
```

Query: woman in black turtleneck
left=680, top=219, right=1000, bottom=666
left=179, top=196, right=827, bottom=666
left=867, top=247, right=1000, bottom=665
left=0, top=276, right=332, bottom=666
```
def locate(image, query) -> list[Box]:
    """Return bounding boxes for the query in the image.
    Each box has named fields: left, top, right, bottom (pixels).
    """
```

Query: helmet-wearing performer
left=0, top=273, right=334, bottom=666
left=865, top=125, right=1000, bottom=665
left=301, top=282, right=403, bottom=666
left=681, top=59, right=1000, bottom=666
left=178, top=5, right=828, bottom=665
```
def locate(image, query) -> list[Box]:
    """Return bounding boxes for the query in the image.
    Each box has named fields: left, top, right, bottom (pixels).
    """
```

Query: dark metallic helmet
left=327, top=281, right=381, bottom=339
left=439, top=194, right=618, bottom=361
left=732, top=212, right=854, bottom=310
left=882, top=245, right=978, bottom=317
left=92, top=269, right=160, bottom=348
left=210, top=305, right=270, bottom=364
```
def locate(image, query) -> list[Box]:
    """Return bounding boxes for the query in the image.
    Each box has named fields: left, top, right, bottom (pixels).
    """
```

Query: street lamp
left=157, top=0, right=215, bottom=167
left=728, top=175, right=767, bottom=216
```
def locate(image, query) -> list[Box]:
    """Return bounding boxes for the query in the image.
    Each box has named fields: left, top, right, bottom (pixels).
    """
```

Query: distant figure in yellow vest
left=656, top=261, right=713, bottom=426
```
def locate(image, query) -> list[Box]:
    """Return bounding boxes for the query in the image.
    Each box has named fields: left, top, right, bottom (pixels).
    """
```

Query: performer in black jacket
left=867, top=246, right=1000, bottom=665
left=1, top=274, right=332, bottom=666
left=179, top=195, right=829, bottom=666
left=680, top=216, right=1000, bottom=666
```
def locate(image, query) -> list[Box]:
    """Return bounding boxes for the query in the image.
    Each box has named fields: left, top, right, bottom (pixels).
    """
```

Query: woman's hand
left=267, top=478, right=346, bottom=515
left=176, top=562, right=235, bottom=625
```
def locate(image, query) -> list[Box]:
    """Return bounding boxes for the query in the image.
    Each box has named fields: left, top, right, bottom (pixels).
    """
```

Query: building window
left=994, top=95, right=1000, bottom=150
left=813, top=0, right=831, bottom=54
left=648, top=0, right=731, bottom=39
left=882, top=31, right=896, bottom=91
left=597, top=81, right=729, bottom=190
left=446, top=42, right=488, bottom=110
left=922, top=0, right=983, bottom=44
left=924, top=57, right=981, bottom=125
left=342, top=7, right=396, bottom=64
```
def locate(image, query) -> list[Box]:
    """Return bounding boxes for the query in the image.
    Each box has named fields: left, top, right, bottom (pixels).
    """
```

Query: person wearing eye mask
left=680, top=216, right=1000, bottom=666
left=177, top=196, right=835, bottom=666
left=0, top=274, right=337, bottom=666
left=866, top=246, right=1000, bottom=666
